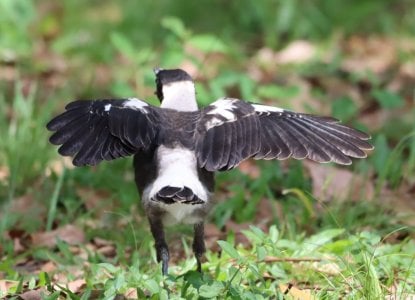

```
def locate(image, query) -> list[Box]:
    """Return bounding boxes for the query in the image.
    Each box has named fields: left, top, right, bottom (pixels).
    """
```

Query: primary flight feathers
left=47, top=97, right=373, bottom=171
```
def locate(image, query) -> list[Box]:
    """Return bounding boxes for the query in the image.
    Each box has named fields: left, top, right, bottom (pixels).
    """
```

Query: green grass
left=1, top=224, right=414, bottom=298
left=1, top=0, right=415, bottom=299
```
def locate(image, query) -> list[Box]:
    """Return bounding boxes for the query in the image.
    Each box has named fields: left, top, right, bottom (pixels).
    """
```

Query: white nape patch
left=253, top=104, right=284, bottom=114
left=205, top=98, right=238, bottom=130
left=161, top=80, right=198, bottom=111
left=124, top=97, right=148, bottom=113
left=104, top=104, right=111, bottom=112
left=142, top=146, right=210, bottom=225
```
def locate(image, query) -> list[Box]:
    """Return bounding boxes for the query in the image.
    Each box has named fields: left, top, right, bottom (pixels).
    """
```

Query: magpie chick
left=47, top=68, right=373, bottom=275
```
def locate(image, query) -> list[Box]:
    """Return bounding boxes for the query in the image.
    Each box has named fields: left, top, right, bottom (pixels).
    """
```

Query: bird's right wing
left=47, top=98, right=161, bottom=166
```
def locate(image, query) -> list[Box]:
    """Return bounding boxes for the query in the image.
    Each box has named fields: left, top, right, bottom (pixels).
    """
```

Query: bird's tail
left=152, top=186, right=205, bottom=205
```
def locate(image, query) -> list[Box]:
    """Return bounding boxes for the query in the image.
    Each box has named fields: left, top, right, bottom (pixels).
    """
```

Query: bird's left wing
left=194, top=98, right=261, bottom=171
left=195, top=98, right=373, bottom=172
left=47, top=98, right=161, bottom=166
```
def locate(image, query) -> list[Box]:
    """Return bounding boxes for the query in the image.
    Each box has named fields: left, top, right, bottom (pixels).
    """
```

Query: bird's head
left=154, top=68, right=197, bottom=111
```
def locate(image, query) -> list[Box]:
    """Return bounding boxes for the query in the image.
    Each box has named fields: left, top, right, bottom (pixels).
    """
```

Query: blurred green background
left=1, top=0, right=415, bottom=298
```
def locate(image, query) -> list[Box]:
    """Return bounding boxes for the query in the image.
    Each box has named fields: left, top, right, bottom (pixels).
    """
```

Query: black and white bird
left=47, top=68, right=373, bottom=275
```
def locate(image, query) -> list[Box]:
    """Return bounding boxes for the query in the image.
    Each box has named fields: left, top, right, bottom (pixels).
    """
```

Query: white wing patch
left=205, top=98, right=238, bottom=130
left=207, top=98, right=237, bottom=119
left=252, top=104, right=284, bottom=115
left=104, top=104, right=111, bottom=111
left=124, top=98, right=148, bottom=113
left=205, top=117, right=225, bottom=130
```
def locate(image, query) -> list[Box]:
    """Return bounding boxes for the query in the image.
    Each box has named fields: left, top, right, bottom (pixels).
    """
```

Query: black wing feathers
left=253, top=110, right=372, bottom=165
left=47, top=99, right=160, bottom=166
left=48, top=96, right=372, bottom=171
left=195, top=99, right=261, bottom=171
left=194, top=99, right=372, bottom=172
left=283, top=117, right=348, bottom=163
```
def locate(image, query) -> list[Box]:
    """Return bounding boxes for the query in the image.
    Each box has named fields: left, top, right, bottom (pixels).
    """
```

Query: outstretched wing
left=195, top=98, right=373, bottom=172
left=47, top=98, right=161, bottom=166
left=194, top=98, right=261, bottom=171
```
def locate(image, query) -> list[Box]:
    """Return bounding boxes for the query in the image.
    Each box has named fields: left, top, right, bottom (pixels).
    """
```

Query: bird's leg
left=148, top=217, right=169, bottom=275
left=193, top=222, right=206, bottom=273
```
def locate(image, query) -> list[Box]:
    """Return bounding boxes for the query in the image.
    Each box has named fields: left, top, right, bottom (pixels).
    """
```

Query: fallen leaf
left=0, top=280, right=19, bottom=296
left=19, top=289, right=45, bottom=300
left=8, top=194, right=45, bottom=216
left=124, top=288, right=138, bottom=299
left=311, top=261, right=341, bottom=275
left=238, top=160, right=261, bottom=179
left=255, top=198, right=278, bottom=224
left=97, top=245, right=116, bottom=257
left=342, top=36, right=397, bottom=74
left=0, top=165, right=9, bottom=182
left=304, top=161, right=374, bottom=201
left=386, top=283, right=415, bottom=300
left=93, top=237, right=113, bottom=247
left=379, top=184, right=415, bottom=226
left=14, top=258, right=47, bottom=274
left=13, top=237, right=25, bottom=253
left=76, top=187, right=113, bottom=216
left=52, top=266, right=85, bottom=283
left=250, top=47, right=278, bottom=80
left=359, top=107, right=403, bottom=132
left=31, top=224, right=85, bottom=248
left=93, top=64, right=113, bottom=87
left=75, top=245, right=91, bottom=260
left=310, top=76, right=363, bottom=106
left=276, top=40, right=317, bottom=64
left=264, top=256, right=321, bottom=263
left=66, top=279, right=86, bottom=294
left=279, top=283, right=316, bottom=300
left=400, top=61, right=415, bottom=78
left=40, top=261, right=57, bottom=273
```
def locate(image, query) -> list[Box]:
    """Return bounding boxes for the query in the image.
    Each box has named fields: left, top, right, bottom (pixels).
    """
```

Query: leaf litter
left=1, top=12, right=415, bottom=297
